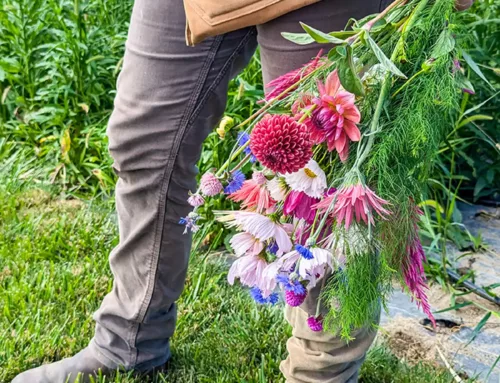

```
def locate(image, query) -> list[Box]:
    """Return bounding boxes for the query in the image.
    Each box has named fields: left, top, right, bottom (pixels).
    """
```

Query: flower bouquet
left=181, top=0, right=471, bottom=338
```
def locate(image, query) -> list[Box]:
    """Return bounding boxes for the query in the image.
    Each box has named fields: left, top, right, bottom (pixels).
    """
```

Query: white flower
left=277, top=247, right=336, bottom=288
left=284, top=159, right=327, bottom=198
left=267, top=177, right=286, bottom=202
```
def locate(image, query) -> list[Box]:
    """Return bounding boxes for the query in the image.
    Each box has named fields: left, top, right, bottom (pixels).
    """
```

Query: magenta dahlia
left=250, top=114, right=313, bottom=174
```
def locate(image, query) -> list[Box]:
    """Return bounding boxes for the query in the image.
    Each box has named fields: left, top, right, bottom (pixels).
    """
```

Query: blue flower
left=179, top=212, right=200, bottom=234
left=267, top=241, right=279, bottom=255
left=224, top=170, right=245, bottom=194
left=276, top=275, right=306, bottom=295
left=237, top=132, right=257, bottom=163
left=295, top=244, right=314, bottom=260
left=250, top=287, right=279, bottom=305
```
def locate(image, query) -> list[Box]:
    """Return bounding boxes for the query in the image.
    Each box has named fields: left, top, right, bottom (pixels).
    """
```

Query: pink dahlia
left=315, top=183, right=390, bottom=229
left=307, top=316, right=324, bottom=332
left=283, top=191, right=319, bottom=224
left=200, top=172, right=223, bottom=196
left=265, top=51, right=323, bottom=101
left=308, top=70, right=362, bottom=162
left=250, top=114, right=313, bottom=174
left=228, top=171, right=275, bottom=213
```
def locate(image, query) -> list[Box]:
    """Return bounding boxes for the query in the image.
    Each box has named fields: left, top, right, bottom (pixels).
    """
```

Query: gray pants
left=90, top=0, right=384, bottom=380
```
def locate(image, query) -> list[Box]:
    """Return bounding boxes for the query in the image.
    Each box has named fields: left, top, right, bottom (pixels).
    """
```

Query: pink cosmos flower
left=216, top=211, right=293, bottom=256
left=315, top=183, right=390, bottom=229
left=283, top=191, right=319, bottom=224
left=307, top=70, right=362, bottom=162
left=228, top=255, right=280, bottom=298
left=267, top=177, right=287, bottom=202
left=228, top=254, right=266, bottom=289
left=228, top=171, right=275, bottom=213
left=265, top=51, right=323, bottom=101
left=229, top=232, right=265, bottom=257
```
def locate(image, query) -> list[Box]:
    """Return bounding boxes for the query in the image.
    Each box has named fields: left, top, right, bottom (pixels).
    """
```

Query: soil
left=380, top=203, right=500, bottom=381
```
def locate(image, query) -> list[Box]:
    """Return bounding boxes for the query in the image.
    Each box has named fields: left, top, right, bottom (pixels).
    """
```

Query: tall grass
left=0, top=0, right=263, bottom=198
left=0, top=0, right=131, bottom=195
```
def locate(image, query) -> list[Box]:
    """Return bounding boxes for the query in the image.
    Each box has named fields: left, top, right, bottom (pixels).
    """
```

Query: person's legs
left=256, top=1, right=386, bottom=381
left=12, top=0, right=257, bottom=382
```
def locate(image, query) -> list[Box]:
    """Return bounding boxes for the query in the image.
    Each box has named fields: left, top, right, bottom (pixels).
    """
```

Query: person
left=12, top=0, right=472, bottom=382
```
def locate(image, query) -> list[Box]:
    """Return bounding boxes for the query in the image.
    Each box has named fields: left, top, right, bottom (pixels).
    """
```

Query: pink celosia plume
left=404, top=236, right=436, bottom=327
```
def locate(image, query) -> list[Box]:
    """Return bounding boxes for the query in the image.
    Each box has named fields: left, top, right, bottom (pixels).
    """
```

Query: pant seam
left=129, top=28, right=256, bottom=368
left=126, top=35, right=223, bottom=367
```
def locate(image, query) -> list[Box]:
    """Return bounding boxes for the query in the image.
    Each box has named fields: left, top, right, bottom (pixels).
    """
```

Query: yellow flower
left=216, top=116, right=234, bottom=139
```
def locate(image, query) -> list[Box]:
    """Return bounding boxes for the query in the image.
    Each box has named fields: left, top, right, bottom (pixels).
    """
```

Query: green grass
left=0, top=178, right=467, bottom=383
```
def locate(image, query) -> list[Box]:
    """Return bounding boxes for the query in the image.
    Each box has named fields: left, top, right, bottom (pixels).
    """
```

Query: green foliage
left=437, top=0, right=500, bottom=204
left=0, top=0, right=262, bottom=198
left=0, top=0, right=131, bottom=195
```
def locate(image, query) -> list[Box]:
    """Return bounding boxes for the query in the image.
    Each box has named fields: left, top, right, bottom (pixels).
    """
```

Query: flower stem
left=354, top=0, right=430, bottom=170
left=230, top=153, right=251, bottom=173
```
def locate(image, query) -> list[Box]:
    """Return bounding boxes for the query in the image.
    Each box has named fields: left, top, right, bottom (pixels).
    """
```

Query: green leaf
left=434, top=301, right=472, bottom=313
left=457, top=114, right=493, bottom=128
left=329, top=31, right=357, bottom=39
left=473, top=177, right=487, bottom=200
left=455, top=74, right=475, bottom=94
left=365, top=32, right=407, bottom=78
left=484, top=354, right=500, bottom=381
left=431, top=29, right=455, bottom=59
left=281, top=32, right=315, bottom=45
left=418, top=199, right=445, bottom=214
left=467, top=311, right=491, bottom=345
left=337, top=45, right=365, bottom=96
left=463, top=91, right=500, bottom=115
left=462, top=51, right=494, bottom=90
left=300, top=22, right=345, bottom=44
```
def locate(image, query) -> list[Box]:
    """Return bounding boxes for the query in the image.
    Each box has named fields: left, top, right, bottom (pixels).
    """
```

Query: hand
left=455, top=0, right=473, bottom=11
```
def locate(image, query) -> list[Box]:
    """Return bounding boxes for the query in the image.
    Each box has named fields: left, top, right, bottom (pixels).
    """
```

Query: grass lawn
left=0, top=179, right=465, bottom=382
